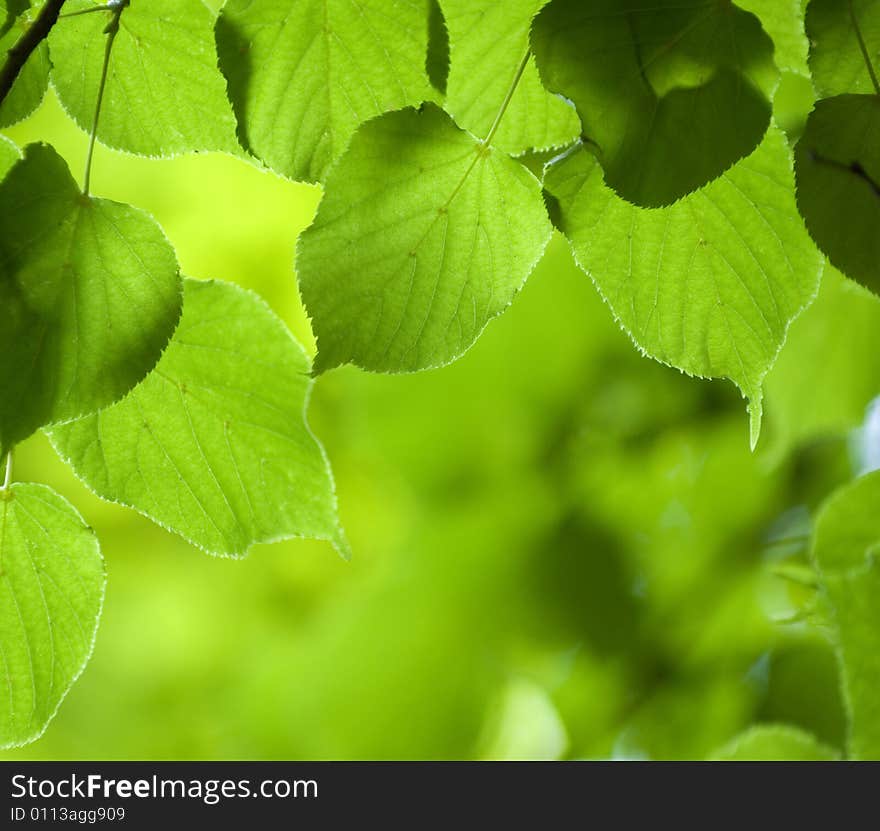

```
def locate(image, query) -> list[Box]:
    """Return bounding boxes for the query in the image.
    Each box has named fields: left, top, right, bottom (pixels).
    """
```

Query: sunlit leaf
left=51, top=278, right=346, bottom=559
left=0, top=483, right=104, bottom=748
left=807, top=0, right=880, bottom=96
left=49, top=0, right=239, bottom=157
left=440, top=0, right=579, bottom=155
left=545, top=128, right=823, bottom=446
left=217, top=0, right=433, bottom=182
left=298, top=104, right=552, bottom=374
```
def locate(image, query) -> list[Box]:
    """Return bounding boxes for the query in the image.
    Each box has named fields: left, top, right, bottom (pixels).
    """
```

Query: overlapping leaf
left=51, top=279, right=346, bottom=558
left=217, top=0, right=433, bottom=182
left=807, top=0, right=880, bottom=96
left=298, top=104, right=553, bottom=374
left=49, top=0, right=239, bottom=157
left=545, top=128, right=823, bottom=446
left=0, top=0, right=50, bottom=128
left=440, top=0, right=579, bottom=155
left=812, top=471, right=880, bottom=760
left=795, top=95, right=880, bottom=294
left=0, top=143, right=182, bottom=458
left=736, top=0, right=811, bottom=76
left=0, top=483, right=104, bottom=748
left=532, top=0, right=778, bottom=206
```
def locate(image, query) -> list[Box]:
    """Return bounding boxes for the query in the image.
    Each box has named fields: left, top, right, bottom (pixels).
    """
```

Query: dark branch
left=0, top=0, right=67, bottom=108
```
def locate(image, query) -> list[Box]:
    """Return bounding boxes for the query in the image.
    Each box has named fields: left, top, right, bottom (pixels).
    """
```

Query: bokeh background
left=0, top=78, right=875, bottom=760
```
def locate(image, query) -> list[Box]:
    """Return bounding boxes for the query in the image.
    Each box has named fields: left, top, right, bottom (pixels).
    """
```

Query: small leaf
left=545, top=128, right=823, bottom=447
left=50, top=278, right=346, bottom=559
left=807, top=0, right=880, bottom=97
left=298, top=104, right=553, bottom=374
left=764, top=266, right=880, bottom=457
left=532, top=0, right=778, bottom=206
left=217, top=0, right=433, bottom=183
left=0, top=143, right=182, bottom=457
left=735, top=0, right=811, bottom=76
left=0, top=0, right=50, bottom=128
left=0, top=483, right=105, bottom=748
left=795, top=95, right=880, bottom=295
left=0, top=134, right=19, bottom=178
left=440, top=0, right=580, bottom=155
left=812, top=470, right=880, bottom=760
left=709, top=725, right=840, bottom=760
left=49, top=0, right=239, bottom=157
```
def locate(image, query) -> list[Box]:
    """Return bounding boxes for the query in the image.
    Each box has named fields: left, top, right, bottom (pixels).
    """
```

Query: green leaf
left=0, top=134, right=19, bottom=178
left=50, top=278, right=346, bottom=559
left=736, top=0, right=811, bottom=76
left=49, top=0, right=239, bottom=157
left=764, top=266, right=880, bottom=457
left=795, top=95, right=880, bottom=295
left=0, top=483, right=104, bottom=748
left=544, top=128, right=823, bottom=447
left=216, top=0, right=433, bottom=183
left=812, top=471, right=880, bottom=760
left=0, top=0, right=50, bottom=128
left=806, top=0, right=880, bottom=97
left=0, top=143, right=182, bottom=458
left=440, top=0, right=580, bottom=155
left=532, top=0, right=778, bottom=206
left=709, top=725, right=840, bottom=760
left=298, top=103, right=553, bottom=374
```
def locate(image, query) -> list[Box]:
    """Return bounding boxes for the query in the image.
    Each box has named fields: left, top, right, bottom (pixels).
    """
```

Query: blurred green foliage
left=0, top=91, right=872, bottom=760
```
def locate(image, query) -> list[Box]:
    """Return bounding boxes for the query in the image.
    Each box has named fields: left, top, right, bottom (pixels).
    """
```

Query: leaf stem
left=60, top=4, right=116, bottom=18
left=483, top=48, right=530, bottom=147
left=82, top=0, right=127, bottom=195
left=1, top=451, right=12, bottom=491
left=0, top=0, right=67, bottom=108
left=849, top=0, right=880, bottom=96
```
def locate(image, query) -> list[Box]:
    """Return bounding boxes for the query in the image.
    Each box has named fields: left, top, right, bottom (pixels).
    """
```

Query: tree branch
left=0, top=0, right=67, bottom=108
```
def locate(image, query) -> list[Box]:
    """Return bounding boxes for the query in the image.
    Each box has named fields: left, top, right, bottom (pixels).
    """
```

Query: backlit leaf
left=51, top=279, right=346, bottom=559
left=298, top=104, right=553, bottom=374
left=544, top=128, right=823, bottom=446
left=0, top=483, right=104, bottom=748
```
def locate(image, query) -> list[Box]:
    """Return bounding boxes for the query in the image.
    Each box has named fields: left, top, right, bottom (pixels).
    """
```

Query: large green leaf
left=51, top=279, right=346, bottom=559
left=440, top=0, right=579, bottom=155
left=217, top=0, right=433, bottom=183
left=795, top=95, right=880, bottom=295
left=49, top=0, right=239, bottom=157
left=807, top=0, right=880, bottom=96
left=545, top=128, right=823, bottom=447
left=298, top=104, right=553, bottom=374
left=812, top=471, right=880, bottom=760
left=709, top=725, right=840, bottom=760
left=532, top=0, right=778, bottom=206
left=764, top=266, right=880, bottom=457
left=0, top=483, right=104, bottom=748
left=0, top=143, right=182, bottom=458
left=0, top=0, right=50, bottom=128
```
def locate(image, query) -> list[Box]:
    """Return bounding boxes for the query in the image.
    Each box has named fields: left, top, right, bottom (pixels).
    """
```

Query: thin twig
left=1, top=451, right=12, bottom=491
left=0, top=0, right=67, bottom=108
